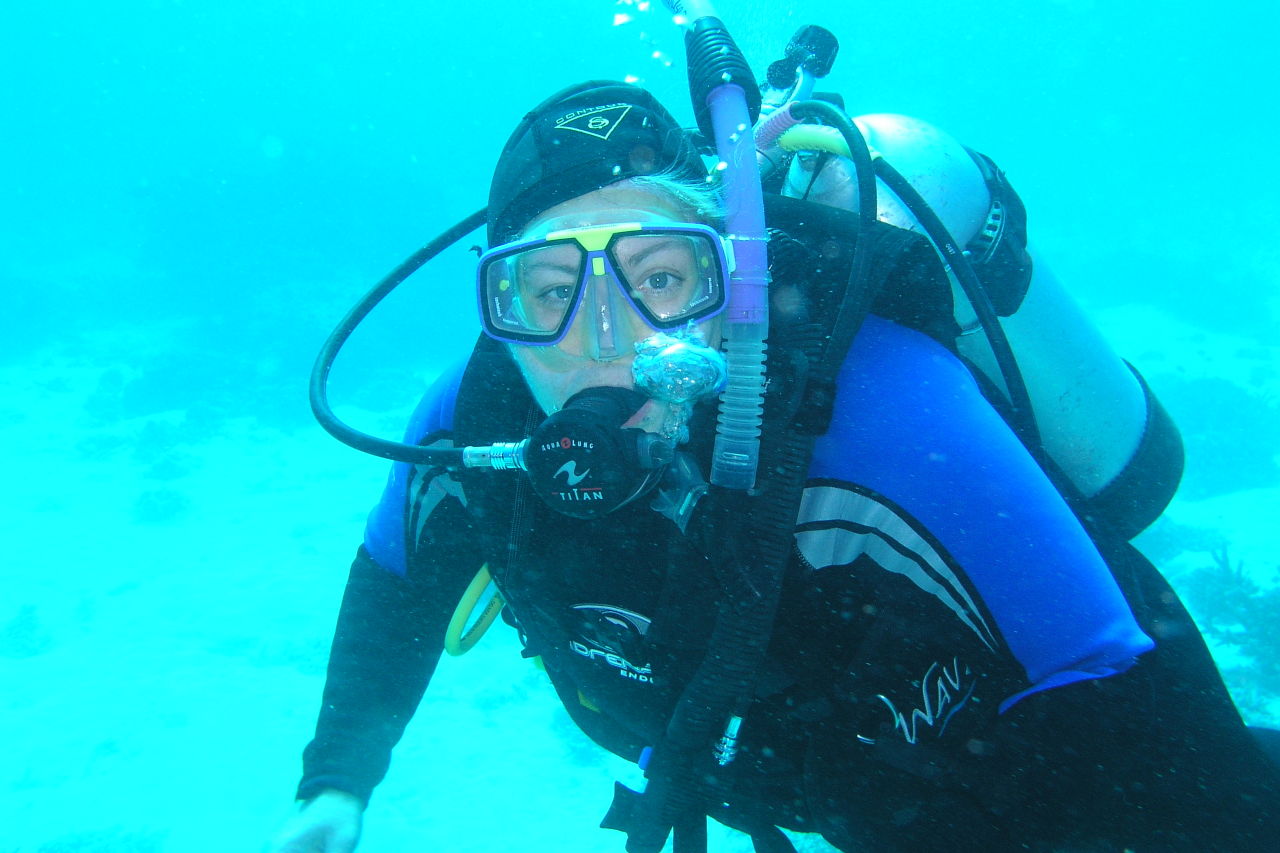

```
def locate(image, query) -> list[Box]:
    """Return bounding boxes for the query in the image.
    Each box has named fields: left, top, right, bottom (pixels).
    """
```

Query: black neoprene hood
left=486, top=80, right=706, bottom=246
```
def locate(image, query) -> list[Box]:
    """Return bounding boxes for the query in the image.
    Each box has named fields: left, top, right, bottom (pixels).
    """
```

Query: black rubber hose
left=627, top=419, right=817, bottom=853
left=785, top=101, right=879, bottom=368
left=309, top=208, right=488, bottom=467
left=871, top=161, right=1042, bottom=448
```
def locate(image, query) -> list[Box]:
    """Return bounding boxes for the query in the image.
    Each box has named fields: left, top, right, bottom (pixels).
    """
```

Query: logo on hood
left=554, top=103, right=633, bottom=140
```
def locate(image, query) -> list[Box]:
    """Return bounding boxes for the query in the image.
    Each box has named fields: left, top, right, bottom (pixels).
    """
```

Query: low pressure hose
left=780, top=102, right=879, bottom=345
left=871, top=160, right=1041, bottom=448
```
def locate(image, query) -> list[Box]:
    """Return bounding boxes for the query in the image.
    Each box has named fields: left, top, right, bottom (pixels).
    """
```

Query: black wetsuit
left=297, top=306, right=1280, bottom=852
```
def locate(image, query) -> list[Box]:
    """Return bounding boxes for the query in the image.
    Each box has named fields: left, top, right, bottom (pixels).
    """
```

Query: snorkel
left=663, top=0, right=768, bottom=491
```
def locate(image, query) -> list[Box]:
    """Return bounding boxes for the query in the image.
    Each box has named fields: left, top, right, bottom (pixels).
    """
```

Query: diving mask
left=477, top=222, right=733, bottom=358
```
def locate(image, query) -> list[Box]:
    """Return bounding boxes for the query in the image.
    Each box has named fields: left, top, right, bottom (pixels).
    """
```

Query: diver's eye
left=643, top=271, right=678, bottom=291
left=537, top=284, right=575, bottom=303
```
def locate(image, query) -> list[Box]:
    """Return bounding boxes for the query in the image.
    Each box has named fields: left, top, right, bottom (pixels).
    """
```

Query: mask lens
left=480, top=241, right=585, bottom=342
left=609, top=231, right=726, bottom=327
left=479, top=225, right=728, bottom=345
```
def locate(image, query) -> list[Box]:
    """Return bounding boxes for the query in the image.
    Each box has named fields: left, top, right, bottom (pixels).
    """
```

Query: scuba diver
left=272, top=7, right=1280, bottom=853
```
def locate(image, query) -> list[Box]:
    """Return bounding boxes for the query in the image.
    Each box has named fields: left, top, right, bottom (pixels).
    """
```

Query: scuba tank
left=766, top=80, right=1182, bottom=538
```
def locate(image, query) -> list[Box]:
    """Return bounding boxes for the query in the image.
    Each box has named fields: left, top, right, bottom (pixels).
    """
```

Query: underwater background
left=2, top=1, right=1277, bottom=850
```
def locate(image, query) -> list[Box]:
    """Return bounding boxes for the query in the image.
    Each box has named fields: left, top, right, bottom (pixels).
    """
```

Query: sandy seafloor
left=3, top=1, right=1279, bottom=851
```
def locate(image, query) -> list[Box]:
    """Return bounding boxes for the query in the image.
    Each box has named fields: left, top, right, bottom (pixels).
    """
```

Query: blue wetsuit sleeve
left=363, top=362, right=467, bottom=576
left=808, top=315, right=1153, bottom=711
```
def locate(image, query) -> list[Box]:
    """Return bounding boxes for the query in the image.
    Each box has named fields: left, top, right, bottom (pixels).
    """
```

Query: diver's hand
left=269, top=789, right=363, bottom=853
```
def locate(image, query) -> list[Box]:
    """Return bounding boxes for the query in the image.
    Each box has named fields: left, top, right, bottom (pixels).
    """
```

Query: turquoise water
left=2, top=2, right=1277, bottom=850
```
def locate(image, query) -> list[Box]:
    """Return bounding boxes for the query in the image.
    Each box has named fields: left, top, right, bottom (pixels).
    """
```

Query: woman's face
left=507, top=183, right=723, bottom=427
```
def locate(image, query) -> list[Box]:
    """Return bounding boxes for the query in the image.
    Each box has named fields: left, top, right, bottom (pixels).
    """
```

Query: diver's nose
left=575, top=270, right=644, bottom=363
